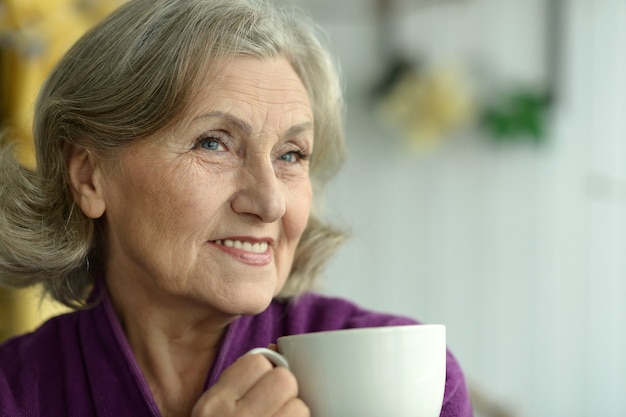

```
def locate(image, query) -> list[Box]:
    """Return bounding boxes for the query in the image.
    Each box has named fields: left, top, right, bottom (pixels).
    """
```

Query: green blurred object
left=481, top=88, right=552, bottom=144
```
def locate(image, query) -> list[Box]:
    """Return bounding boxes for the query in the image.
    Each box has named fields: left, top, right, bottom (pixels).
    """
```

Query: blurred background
left=0, top=0, right=125, bottom=338
left=1, top=1, right=625, bottom=417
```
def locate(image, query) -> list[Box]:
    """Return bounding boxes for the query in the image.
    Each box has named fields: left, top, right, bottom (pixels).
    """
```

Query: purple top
left=0, top=283, right=473, bottom=416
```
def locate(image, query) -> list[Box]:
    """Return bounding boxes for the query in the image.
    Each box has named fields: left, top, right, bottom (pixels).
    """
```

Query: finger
left=193, top=353, right=275, bottom=414
left=237, top=366, right=299, bottom=415
left=274, top=398, right=310, bottom=417
left=216, top=353, right=275, bottom=397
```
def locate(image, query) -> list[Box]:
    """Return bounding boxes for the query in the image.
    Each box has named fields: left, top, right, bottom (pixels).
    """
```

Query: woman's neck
left=105, top=276, right=236, bottom=417
left=128, top=319, right=222, bottom=417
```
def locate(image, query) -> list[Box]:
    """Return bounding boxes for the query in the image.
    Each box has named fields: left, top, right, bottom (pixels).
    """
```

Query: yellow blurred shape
left=0, top=0, right=125, bottom=339
left=380, top=65, right=475, bottom=151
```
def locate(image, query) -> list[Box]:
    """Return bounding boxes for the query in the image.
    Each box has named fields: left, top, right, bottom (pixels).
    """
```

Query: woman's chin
left=212, top=288, right=277, bottom=317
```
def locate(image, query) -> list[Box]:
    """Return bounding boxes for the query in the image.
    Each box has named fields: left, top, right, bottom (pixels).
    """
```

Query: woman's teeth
left=214, top=239, right=269, bottom=253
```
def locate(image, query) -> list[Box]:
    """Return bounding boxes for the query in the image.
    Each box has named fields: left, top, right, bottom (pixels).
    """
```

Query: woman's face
left=97, top=57, right=313, bottom=316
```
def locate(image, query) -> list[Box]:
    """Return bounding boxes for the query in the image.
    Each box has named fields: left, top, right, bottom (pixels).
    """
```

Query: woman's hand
left=191, top=353, right=310, bottom=417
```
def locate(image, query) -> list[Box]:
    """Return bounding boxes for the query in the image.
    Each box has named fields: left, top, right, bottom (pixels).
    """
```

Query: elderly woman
left=0, top=0, right=473, bottom=416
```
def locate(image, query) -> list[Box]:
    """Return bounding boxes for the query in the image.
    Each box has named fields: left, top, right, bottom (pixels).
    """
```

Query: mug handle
left=247, top=347, right=290, bottom=369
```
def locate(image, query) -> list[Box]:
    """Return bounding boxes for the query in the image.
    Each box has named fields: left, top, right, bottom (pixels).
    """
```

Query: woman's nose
left=230, top=158, right=286, bottom=223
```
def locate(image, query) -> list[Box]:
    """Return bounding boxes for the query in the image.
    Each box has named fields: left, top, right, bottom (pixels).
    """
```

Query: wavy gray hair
left=0, top=0, right=347, bottom=308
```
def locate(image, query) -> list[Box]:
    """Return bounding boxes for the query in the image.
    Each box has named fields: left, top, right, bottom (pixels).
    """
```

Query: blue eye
left=201, top=139, right=219, bottom=150
left=279, top=152, right=297, bottom=163
left=278, top=150, right=309, bottom=164
left=197, top=136, right=226, bottom=151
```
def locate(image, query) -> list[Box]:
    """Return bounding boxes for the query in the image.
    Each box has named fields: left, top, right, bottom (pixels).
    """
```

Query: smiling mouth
left=213, top=239, right=269, bottom=253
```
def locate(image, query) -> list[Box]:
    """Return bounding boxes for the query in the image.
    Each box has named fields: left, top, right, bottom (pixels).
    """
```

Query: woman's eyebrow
left=194, top=111, right=313, bottom=139
left=194, top=111, right=252, bottom=135
left=283, top=122, right=313, bottom=139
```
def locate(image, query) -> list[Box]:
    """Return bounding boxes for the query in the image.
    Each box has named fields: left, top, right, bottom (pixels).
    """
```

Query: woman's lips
left=209, top=239, right=272, bottom=266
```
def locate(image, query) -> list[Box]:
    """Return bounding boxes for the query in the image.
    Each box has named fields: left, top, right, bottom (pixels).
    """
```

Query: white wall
left=299, top=1, right=626, bottom=416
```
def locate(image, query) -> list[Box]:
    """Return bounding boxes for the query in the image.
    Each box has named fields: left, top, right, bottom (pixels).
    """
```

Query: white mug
left=249, top=324, right=446, bottom=417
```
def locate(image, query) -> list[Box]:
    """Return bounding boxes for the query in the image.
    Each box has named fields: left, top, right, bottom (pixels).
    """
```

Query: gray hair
left=0, top=0, right=347, bottom=308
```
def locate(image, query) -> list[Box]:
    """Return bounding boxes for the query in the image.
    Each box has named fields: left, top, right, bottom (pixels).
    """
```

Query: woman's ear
left=64, top=143, right=106, bottom=219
